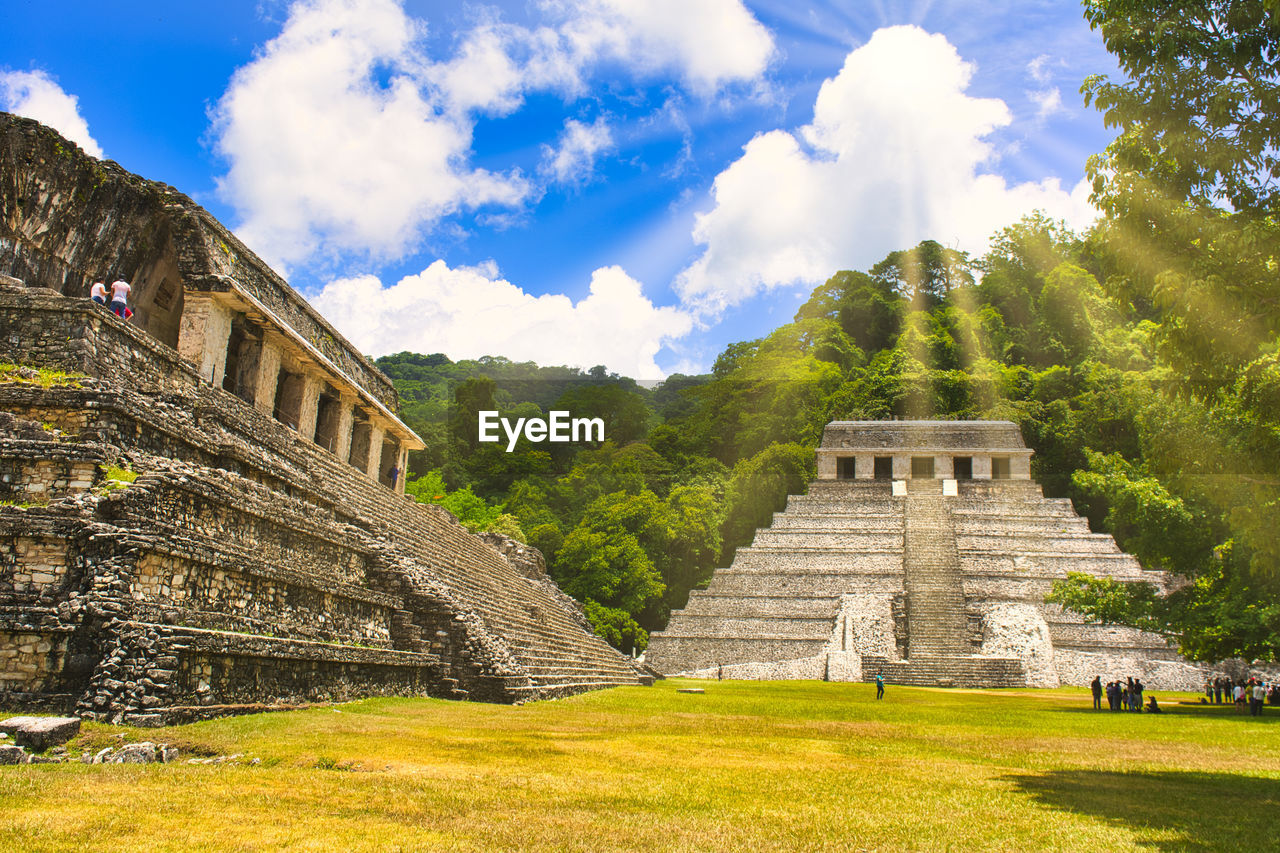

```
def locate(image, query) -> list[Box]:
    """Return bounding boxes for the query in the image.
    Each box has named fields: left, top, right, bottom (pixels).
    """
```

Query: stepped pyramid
left=0, top=113, right=648, bottom=724
left=647, top=420, right=1206, bottom=689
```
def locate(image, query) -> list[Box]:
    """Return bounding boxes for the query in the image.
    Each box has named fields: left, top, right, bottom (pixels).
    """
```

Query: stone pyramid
left=647, top=420, right=1205, bottom=689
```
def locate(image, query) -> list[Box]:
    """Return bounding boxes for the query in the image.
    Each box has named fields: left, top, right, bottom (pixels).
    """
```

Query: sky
left=3, top=0, right=1120, bottom=379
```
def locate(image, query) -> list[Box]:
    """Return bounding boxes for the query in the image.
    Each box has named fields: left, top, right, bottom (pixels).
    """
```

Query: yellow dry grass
left=2, top=679, right=1276, bottom=851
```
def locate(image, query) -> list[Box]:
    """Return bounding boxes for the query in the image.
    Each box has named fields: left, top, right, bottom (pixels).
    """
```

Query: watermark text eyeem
left=478, top=410, right=604, bottom=452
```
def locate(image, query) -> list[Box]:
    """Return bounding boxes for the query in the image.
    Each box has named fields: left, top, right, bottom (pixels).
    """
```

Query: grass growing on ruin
left=2, top=680, right=1278, bottom=852
left=0, top=362, right=84, bottom=388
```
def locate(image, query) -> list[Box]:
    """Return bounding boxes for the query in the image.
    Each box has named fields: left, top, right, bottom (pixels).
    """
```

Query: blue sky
left=4, top=0, right=1118, bottom=378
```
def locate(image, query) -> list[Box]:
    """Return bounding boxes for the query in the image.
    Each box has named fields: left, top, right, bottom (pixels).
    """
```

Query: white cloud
left=0, top=70, right=103, bottom=158
left=1027, top=54, right=1053, bottom=84
left=540, top=117, right=614, bottom=184
left=675, top=26, right=1096, bottom=314
left=212, top=0, right=531, bottom=270
left=312, top=260, right=693, bottom=377
left=212, top=0, right=775, bottom=270
left=542, top=0, right=777, bottom=97
left=1029, top=86, right=1065, bottom=120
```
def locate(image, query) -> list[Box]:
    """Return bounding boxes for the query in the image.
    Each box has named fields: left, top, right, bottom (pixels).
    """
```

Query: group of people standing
left=1090, top=676, right=1158, bottom=712
left=90, top=279, right=131, bottom=319
left=1205, top=677, right=1276, bottom=716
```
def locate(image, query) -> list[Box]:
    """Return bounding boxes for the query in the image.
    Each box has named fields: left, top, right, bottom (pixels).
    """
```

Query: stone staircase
left=902, top=480, right=970, bottom=658
left=860, top=654, right=1026, bottom=688
left=0, top=301, right=652, bottom=718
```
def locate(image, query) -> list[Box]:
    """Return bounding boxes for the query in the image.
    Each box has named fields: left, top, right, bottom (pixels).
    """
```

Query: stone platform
left=648, top=440, right=1208, bottom=690
left=0, top=113, right=649, bottom=723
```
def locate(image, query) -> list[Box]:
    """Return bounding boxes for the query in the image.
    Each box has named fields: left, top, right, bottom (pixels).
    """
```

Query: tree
left=1083, top=0, right=1280, bottom=214
left=870, top=240, right=974, bottom=307
left=720, top=443, right=815, bottom=563
left=1082, top=0, right=1280, bottom=390
left=795, top=270, right=905, bottom=355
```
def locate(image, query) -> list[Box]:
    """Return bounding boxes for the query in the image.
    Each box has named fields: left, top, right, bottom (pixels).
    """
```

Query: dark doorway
left=911, top=456, right=935, bottom=478
left=953, top=456, right=973, bottom=479
left=992, top=457, right=1011, bottom=479
left=837, top=458, right=856, bottom=480
left=314, top=389, right=342, bottom=452
left=874, top=456, right=893, bottom=480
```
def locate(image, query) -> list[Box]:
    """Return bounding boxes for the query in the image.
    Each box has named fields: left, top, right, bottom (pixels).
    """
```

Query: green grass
left=2, top=680, right=1277, bottom=851
left=97, top=463, right=138, bottom=491
left=0, top=362, right=84, bottom=388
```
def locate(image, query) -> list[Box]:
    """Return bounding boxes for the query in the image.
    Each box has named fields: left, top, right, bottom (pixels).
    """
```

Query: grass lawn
left=2, top=680, right=1277, bottom=851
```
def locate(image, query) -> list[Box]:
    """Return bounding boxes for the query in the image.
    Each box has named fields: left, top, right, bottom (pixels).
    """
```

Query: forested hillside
left=376, top=0, right=1280, bottom=662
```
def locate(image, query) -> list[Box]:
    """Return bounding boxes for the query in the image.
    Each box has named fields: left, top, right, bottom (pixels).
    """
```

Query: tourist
left=90, top=280, right=107, bottom=305
left=1146, top=695, right=1162, bottom=713
left=1251, top=680, right=1266, bottom=716
left=1213, top=676, right=1223, bottom=704
left=875, top=671, right=884, bottom=700
left=1234, top=681, right=1247, bottom=712
left=109, top=279, right=131, bottom=319
left=1133, top=678, right=1144, bottom=713
left=388, top=465, right=400, bottom=489
left=1204, top=679, right=1213, bottom=703
left=1107, top=680, right=1120, bottom=712
left=1090, top=675, right=1103, bottom=710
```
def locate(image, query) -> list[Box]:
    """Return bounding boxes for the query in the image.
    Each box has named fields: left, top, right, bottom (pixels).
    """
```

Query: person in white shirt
left=1251, top=680, right=1266, bottom=716
left=109, top=280, right=131, bottom=318
left=90, top=281, right=107, bottom=305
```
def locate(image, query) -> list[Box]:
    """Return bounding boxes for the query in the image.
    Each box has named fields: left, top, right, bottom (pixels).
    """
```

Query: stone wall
left=0, top=293, right=650, bottom=723
left=0, top=112, right=398, bottom=409
left=649, top=472, right=1216, bottom=690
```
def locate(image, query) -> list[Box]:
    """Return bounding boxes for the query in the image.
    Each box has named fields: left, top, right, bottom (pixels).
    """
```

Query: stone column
left=891, top=455, right=910, bottom=480
left=367, top=424, right=386, bottom=481
left=252, top=337, right=283, bottom=416
left=816, top=452, right=837, bottom=480
left=333, top=398, right=355, bottom=461
left=396, top=444, right=409, bottom=495
left=1010, top=454, right=1032, bottom=480
left=972, top=455, right=993, bottom=480
left=297, top=374, right=323, bottom=443
left=855, top=454, right=873, bottom=479
left=176, top=294, right=234, bottom=385
left=934, top=455, right=954, bottom=479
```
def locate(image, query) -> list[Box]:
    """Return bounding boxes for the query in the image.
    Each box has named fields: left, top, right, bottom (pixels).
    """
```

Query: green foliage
left=1082, top=0, right=1280, bottom=214
left=720, top=443, right=815, bottom=564
left=555, top=525, right=662, bottom=617
left=582, top=600, right=647, bottom=652
left=486, top=513, right=526, bottom=543
left=870, top=240, right=975, bottom=307
left=1072, top=451, right=1212, bottom=573
left=405, top=470, right=502, bottom=533
left=98, top=463, right=139, bottom=492
left=1047, top=572, right=1161, bottom=631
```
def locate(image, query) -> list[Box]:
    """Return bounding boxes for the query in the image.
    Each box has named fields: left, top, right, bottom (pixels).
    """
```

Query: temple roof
left=820, top=420, right=1028, bottom=451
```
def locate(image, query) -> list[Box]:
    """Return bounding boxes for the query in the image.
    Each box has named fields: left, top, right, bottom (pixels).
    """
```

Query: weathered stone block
left=0, top=716, right=80, bottom=751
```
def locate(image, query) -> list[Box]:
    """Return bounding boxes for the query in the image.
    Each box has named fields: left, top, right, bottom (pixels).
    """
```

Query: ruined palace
left=647, top=420, right=1205, bottom=690
left=0, top=113, right=649, bottom=724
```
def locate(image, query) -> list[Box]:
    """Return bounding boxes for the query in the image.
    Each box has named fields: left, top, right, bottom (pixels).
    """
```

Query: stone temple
left=0, top=113, right=649, bottom=724
left=647, top=420, right=1206, bottom=689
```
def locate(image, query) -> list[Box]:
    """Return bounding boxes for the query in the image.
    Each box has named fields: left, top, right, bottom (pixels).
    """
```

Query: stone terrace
left=648, top=428, right=1206, bottom=690
left=0, top=288, right=649, bottom=722
left=0, top=113, right=650, bottom=722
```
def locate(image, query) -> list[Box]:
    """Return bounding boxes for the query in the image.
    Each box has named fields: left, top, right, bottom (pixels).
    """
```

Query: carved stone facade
left=0, top=114, right=648, bottom=723
left=648, top=420, right=1210, bottom=690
